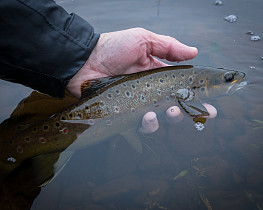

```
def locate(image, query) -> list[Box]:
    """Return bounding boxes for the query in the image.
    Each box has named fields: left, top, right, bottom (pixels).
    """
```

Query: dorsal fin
left=80, top=75, right=125, bottom=98
left=80, top=65, right=195, bottom=99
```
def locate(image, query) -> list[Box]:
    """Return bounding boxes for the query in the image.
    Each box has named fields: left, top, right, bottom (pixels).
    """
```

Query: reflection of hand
left=66, top=28, right=198, bottom=98
left=140, top=103, right=217, bottom=133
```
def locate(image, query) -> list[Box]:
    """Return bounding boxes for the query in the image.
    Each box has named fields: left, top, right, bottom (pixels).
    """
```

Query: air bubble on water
left=224, top=15, right=238, bottom=23
left=246, top=31, right=255, bottom=35
left=214, top=0, right=223, bottom=6
left=250, top=35, right=261, bottom=41
left=249, top=66, right=256, bottom=70
left=261, top=56, right=263, bottom=60
left=195, top=122, right=205, bottom=131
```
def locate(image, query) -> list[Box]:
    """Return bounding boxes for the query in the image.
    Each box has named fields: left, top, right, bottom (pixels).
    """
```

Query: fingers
left=145, top=29, right=198, bottom=62
left=140, top=106, right=183, bottom=134
left=139, top=103, right=217, bottom=134
left=165, top=106, right=184, bottom=123
left=202, top=103, right=217, bottom=119
left=140, top=111, right=159, bottom=133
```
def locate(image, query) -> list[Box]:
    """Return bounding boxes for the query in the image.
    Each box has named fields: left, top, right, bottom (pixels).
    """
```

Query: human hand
left=140, top=103, right=217, bottom=133
left=66, top=28, right=198, bottom=98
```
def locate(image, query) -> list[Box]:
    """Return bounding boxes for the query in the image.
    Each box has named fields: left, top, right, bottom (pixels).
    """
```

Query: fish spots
left=32, top=127, right=37, bottom=133
left=25, top=137, right=30, bottom=143
left=131, top=108, right=135, bottom=113
left=16, top=125, right=22, bottom=132
left=106, top=120, right=112, bottom=126
left=146, top=83, right=151, bottom=88
left=140, top=94, right=146, bottom=102
left=179, top=81, right=183, bottom=87
left=39, top=137, right=47, bottom=143
left=55, top=122, right=61, bottom=128
left=115, top=89, right=120, bottom=94
left=189, top=77, right=193, bottom=83
left=157, top=89, right=162, bottom=96
left=107, top=93, right=112, bottom=99
left=181, top=73, right=185, bottom=78
left=76, top=132, right=82, bottom=137
left=166, top=96, right=170, bottom=102
left=164, top=73, right=168, bottom=78
left=123, top=83, right=127, bottom=87
left=87, top=119, right=95, bottom=125
left=199, top=79, right=204, bottom=84
left=136, top=80, right=140, bottom=84
left=114, top=106, right=120, bottom=113
left=61, top=116, right=66, bottom=121
left=159, top=78, right=164, bottom=83
left=131, top=84, right=136, bottom=89
left=6, top=157, right=16, bottom=163
left=77, top=113, right=83, bottom=119
left=153, top=99, right=158, bottom=107
left=172, top=75, right=176, bottom=79
left=125, top=91, right=132, bottom=98
left=17, top=146, right=23, bottom=153
left=43, top=125, right=49, bottom=131
left=61, top=127, right=69, bottom=134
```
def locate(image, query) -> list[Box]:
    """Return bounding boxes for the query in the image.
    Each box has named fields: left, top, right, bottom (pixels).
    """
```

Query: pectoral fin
left=120, top=130, right=142, bottom=153
left=178, top=99, right=209, bottom=117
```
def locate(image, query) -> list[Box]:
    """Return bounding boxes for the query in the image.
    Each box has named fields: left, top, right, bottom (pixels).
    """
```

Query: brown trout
left=0, top=65, right=245, bottom=181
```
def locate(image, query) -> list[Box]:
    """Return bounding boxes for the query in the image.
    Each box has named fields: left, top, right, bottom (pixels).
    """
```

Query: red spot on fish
left=39, top=137, right=47, bottom=143
left=62, top=127, right=68, bottom=134
left=76, top=132, right=82, bottom=136
left=106, top=120, right=112, bottom=126
left=17, top=146, right=23, bottom=153
left=114, top=106, right=120, bottom=113
left=89, top=119, right=94, bottom=125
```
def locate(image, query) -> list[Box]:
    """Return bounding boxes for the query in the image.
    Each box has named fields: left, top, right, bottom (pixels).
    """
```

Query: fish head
left=190, top=67, right=245, bottom=98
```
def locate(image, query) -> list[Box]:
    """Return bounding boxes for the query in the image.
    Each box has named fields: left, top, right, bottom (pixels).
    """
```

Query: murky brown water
left=1, top=0, right=263, bottom=209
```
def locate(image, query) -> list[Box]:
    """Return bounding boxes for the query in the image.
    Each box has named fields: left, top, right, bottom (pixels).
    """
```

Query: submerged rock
left=214, top=0, right=223, bottom=6
left=246, top=30, right=255, bottom=35
left=224, top=15, right=238, bottom=23
left=250, top=35, right=261, bottom=41
left=92, top=174, right=141, bottom=202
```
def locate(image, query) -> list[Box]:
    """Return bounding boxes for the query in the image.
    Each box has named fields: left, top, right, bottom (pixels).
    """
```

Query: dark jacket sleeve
left=0, top=0, right=100, bottom=98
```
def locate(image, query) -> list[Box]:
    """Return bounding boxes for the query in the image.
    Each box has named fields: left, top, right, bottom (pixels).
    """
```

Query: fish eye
left=224, top=72, right=234, bottom=83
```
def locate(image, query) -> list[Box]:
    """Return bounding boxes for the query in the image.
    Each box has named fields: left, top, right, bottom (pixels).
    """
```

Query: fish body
left=0, top=65, right=245, bottom=179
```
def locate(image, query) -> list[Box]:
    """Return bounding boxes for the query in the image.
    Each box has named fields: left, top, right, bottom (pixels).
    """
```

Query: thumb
left=146, top=30, right=198, bottom=62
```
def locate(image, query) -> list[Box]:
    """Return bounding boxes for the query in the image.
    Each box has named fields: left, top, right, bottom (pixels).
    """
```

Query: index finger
left=146, top=31, right=198, bottom=62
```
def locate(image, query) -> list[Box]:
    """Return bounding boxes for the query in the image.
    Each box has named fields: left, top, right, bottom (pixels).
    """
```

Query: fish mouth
left=226, top=71, right=246, bottom=94
left=226, top=81, right=248, bottom=94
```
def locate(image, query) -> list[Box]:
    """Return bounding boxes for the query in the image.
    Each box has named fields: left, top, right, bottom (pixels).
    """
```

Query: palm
left=67, top=28, right=198, bottom=98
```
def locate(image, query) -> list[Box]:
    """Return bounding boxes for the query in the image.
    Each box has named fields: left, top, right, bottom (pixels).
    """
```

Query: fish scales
left=0, top=65, right=245, bottom=175
left=64, top=65, right=244, bottom=148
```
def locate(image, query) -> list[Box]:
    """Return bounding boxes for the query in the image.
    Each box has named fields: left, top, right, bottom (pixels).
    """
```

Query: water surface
left=0, top=0, right=263, bottom=209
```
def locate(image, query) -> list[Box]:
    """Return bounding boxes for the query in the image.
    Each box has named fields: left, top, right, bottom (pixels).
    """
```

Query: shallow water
left=1, top=0, right=263, bottom=209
